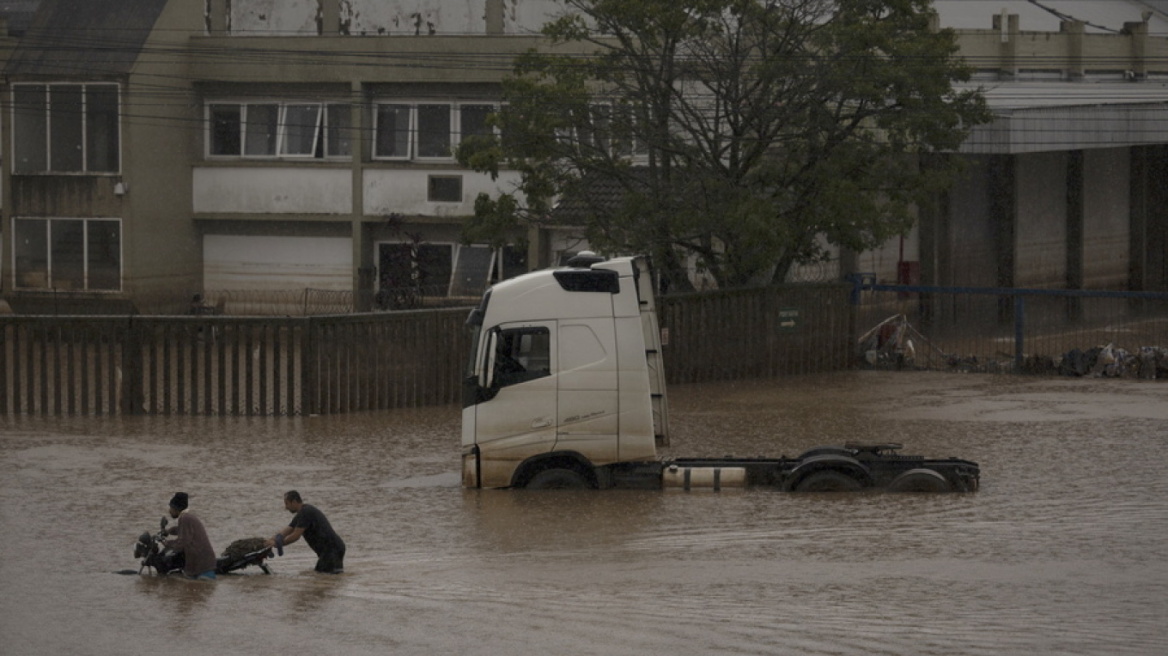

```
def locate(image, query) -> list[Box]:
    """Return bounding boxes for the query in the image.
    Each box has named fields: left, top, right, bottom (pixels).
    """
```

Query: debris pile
left=857, top=314, right=941, bottom=370
left=858, top=315, right=1168, bottom=378
left=1051, top=344, right=1168, bottom=379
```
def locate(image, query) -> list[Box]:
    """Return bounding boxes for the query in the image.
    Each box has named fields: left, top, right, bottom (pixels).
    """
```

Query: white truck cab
left=461, top=254, right=980, bottom=493
left=461, top=254, right=669, bottom=489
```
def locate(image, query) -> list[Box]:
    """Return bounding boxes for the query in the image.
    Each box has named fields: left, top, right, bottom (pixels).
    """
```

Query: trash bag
left=1059, top=348, right=1088, bottom=377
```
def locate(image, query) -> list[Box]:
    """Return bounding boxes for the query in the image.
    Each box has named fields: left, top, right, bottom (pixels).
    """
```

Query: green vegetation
left=458, top=0, right=990, bottom=289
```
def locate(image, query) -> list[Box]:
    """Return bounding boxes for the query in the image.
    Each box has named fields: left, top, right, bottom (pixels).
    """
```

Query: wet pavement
left=1, top=371, right=1166, bottom=655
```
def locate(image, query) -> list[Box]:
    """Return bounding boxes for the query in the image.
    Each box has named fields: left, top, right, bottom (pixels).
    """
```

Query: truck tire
left=526, top=468, right=589, bottom=490
left=887, top=468, right=952, bottom=493
left=794, top=470, right=862, bottom=492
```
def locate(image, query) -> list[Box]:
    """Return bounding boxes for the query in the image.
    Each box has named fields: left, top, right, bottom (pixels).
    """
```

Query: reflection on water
left=136, top=575, right=218, bottom=618
left=2, top=372, right=1167, bottom=655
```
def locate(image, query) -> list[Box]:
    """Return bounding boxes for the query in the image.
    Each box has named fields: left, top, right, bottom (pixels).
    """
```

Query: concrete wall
left=223, top=0, right=565, bottom=36
left=1082, top=148, right=1131, bottom=288
left=920, top=147, right=1139, bottom=293
left=192, top=166, right=523, bottom=219
left=1013, top=152, right=1068, bottom=288
left=854, top=226, right=918, bottom=284
left=942, top=157, right=998, bottom=287
left=363, top=168, right=521, bottom=217
left=91, top=1, right=205, bottom=306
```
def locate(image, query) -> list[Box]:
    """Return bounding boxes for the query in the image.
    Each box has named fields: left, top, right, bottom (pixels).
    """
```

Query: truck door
left=468, top=322, right=558, bottom=477
left=555, top=319, right=619, bottom=460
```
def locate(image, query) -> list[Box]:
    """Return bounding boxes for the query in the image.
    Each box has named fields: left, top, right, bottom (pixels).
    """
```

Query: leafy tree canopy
left=457, top=0, right=990, bottom=289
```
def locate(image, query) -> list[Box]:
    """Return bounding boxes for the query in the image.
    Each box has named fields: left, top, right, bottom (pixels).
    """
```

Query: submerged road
left=1, top=371, right=1165, bottom=655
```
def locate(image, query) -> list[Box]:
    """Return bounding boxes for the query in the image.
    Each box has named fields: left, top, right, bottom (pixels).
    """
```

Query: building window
left=245, top=104, right=278, bottom=155
left=374, top=102, right=497, bottom=161
left=375, top=242, right=518, bottom=304
left=377, top=242, right=454, bottom=307
left=555, top=102, right=646, bottom=160
left=207, top=101, right=352, bottom=159
left=12, top=83, right=120, bottom=173
left=281, top=104, right=321, bottom=156
left=459, top=104, right=494, bottom=140
left=417, top=104, right=452, bottom=158
left=374, top=104, right=411, bottom=159
left=428, top=175, right=462, bottom=202
left=13, top=218, right=121, bottom=291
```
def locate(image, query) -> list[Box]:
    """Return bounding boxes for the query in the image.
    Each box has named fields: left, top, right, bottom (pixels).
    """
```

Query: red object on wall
left=897, top=261, right=920, bottom=285
left=897, top=261, right=919, bottom=299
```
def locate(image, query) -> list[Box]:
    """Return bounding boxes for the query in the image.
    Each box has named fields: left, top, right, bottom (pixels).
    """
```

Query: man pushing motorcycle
left=264, top=490, right=346, bottom=574
left=164, top=492, right=217, bottom=580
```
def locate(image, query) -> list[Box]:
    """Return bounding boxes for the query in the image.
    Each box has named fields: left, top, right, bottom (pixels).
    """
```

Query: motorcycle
left=133, top=517, right=274, bottom=576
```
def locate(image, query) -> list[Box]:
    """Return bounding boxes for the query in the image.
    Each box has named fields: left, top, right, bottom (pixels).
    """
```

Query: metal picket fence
left=4, top=279, right=1165, bottom=417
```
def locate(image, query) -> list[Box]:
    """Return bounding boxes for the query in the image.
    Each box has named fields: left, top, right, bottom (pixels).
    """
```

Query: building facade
left=854, top=1, right=1168, bottom=294
left=0, top=0, right=1166, bottom=315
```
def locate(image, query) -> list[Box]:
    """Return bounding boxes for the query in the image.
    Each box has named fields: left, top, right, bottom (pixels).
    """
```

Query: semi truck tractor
left=460, top=253, right=979, bottom=492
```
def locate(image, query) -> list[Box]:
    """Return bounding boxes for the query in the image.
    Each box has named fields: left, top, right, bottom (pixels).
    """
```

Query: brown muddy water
left=1, top=371, right=1166, bottom=655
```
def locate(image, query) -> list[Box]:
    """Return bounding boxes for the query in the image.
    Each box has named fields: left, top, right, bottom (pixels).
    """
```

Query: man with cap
left=165, top=492, right=217, bottom=580
left=264, top=490, right=345, bottom=574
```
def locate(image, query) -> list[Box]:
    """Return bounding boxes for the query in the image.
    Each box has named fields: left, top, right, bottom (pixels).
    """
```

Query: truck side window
left=493, top=327, right=551, bottom=388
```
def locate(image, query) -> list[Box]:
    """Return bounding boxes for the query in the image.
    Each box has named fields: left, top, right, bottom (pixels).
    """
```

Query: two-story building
left=0, top=0, right=1166, bottom=315
left=0, top=0, right=582, bottom=314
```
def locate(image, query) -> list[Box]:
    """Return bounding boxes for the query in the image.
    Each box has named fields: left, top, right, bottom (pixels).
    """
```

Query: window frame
left=205, top=100, right=353, bottom=160
left=415, top=103, right=453, bottom=159
left=427, top=174, right=463, bottom=203
left=373, top=103, right=413, bottom=160
left=458, top=103, right=495, bottom=142
left=12, top=217, right=123, bottom=292
left=376, top=242, right=519, bottom=302
left=376, top=241, right=456, bottom=297
left=561, top=101, right=648, bottom=162
left=490, top=325, right=552, bottom=389
left=372, top=101, right=499, bottom=162
left=11, top=82, right=122, bottom=174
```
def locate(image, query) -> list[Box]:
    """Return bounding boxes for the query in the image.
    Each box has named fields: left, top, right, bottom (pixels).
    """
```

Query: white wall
left=363, top=168, right=522, bottom=216
left=194, top=167, right=522, bottom=217
left=204, top=235, right=352, bottom=291
left=193, top=168, right=352, bottom=214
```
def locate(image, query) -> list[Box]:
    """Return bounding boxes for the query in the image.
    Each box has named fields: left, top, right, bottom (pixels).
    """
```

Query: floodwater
left=1, top=371, right=1166, bottom=656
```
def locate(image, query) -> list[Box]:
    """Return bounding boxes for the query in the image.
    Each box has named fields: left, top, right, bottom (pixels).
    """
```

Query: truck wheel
left=526, top=468, right=589, bottom=490
left=795, top=470, right=862, bottom=492
left=887, top=468, right=952, bottom=493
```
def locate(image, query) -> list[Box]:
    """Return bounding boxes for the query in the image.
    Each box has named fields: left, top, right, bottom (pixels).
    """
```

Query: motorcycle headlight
left=134, top=532, right=153, bottom=558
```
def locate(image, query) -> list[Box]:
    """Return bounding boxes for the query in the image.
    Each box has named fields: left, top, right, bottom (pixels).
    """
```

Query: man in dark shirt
left=264, top=490, right=346, bottom=574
